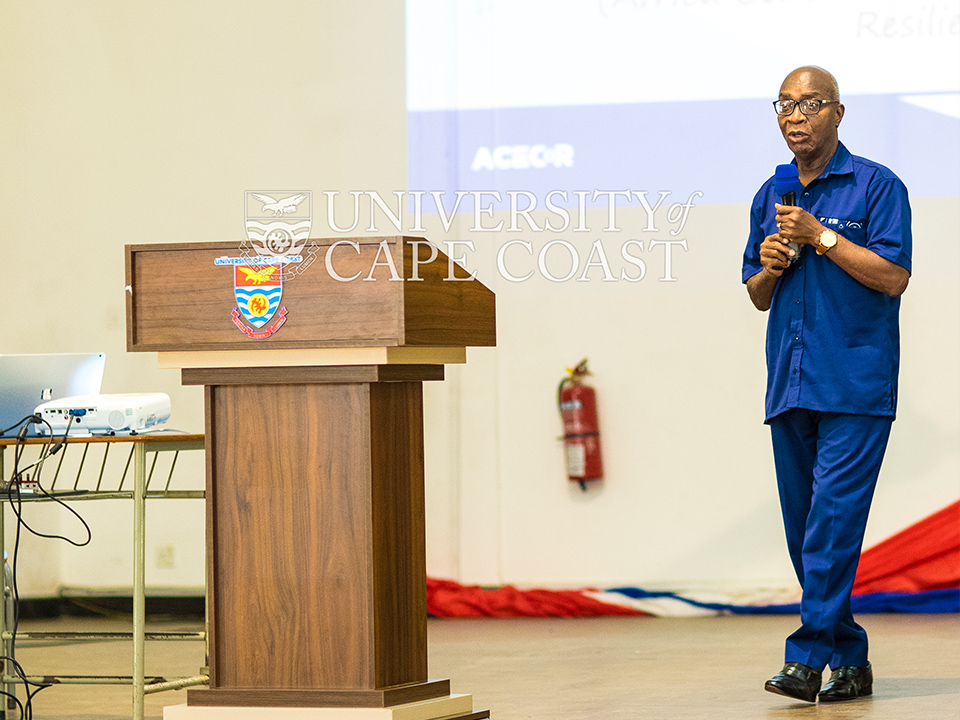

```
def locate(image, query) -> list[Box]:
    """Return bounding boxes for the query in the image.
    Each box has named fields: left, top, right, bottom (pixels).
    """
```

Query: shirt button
left=793, top=368, right=799, bottom=374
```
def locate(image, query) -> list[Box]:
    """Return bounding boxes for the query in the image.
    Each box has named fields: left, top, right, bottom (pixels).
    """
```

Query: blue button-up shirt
left=742, top=142, right=912, bottom=422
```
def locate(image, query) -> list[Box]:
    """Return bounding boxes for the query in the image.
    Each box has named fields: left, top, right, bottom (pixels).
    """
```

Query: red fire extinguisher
left=557, top=359, right=603, bottom=491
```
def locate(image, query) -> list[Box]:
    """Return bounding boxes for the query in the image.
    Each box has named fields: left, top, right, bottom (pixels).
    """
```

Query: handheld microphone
left=774, top=164, right=804, bottom=263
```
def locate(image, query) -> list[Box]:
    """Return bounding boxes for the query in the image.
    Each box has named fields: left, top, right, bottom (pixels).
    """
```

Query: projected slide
left=406, top=0, right=960, bottom=208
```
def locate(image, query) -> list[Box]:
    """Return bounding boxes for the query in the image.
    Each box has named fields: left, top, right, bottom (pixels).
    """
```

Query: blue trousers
left=769, top=408, right=892, bottom=671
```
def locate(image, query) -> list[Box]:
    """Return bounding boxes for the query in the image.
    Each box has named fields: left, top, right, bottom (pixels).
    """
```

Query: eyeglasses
left=773, top=99, right=839, bottom=116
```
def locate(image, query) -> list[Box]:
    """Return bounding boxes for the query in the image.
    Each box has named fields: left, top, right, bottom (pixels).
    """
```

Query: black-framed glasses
left=773, top=99, right=839, bottom=116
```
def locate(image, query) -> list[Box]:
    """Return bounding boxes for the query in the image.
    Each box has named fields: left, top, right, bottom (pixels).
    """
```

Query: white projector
left=34, top=393, right=171, bottom=436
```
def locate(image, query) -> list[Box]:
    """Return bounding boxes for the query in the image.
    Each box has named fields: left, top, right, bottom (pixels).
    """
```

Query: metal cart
left=0, top=433, right=207, bottom=719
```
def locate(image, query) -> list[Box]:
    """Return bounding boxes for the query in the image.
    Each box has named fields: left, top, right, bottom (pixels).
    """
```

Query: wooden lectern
left=125, top=238, right=494, bottom=719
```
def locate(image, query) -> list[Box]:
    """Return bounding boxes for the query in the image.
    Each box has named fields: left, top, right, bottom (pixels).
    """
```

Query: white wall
left=0, top=0, right=408, bottom=595
left=2, top=1, right=957, bottom=597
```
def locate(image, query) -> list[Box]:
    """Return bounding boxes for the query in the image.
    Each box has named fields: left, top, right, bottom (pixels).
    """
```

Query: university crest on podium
left=230, top=263, right=287, bottom=339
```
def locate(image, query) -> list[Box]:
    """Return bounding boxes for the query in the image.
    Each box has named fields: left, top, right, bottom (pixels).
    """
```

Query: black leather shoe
left=818, top=663, right=873, bottom=702
left=764, top=662, right=822, bottom=703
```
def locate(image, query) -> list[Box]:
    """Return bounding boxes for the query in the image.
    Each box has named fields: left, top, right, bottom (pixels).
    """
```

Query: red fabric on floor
left=425, top=501, right=960, bottom=617
left=854, top=500, right=960, bottom=594
left=426, top=578, right=646, bottom=618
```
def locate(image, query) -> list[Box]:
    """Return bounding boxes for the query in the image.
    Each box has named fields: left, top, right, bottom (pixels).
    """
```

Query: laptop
left=0, top=353, right=106, bottom=438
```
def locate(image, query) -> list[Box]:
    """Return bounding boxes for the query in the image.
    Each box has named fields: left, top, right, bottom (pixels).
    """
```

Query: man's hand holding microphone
left=759, top=164, right=825, bottom=278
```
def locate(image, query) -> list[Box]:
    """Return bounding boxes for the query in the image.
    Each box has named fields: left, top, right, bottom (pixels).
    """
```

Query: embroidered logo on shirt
left=818, top=217, right=863, bottom=232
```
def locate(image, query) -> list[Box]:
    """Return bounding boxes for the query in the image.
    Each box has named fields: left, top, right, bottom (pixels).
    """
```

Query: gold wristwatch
left=816, top=229, right=838, bottom=255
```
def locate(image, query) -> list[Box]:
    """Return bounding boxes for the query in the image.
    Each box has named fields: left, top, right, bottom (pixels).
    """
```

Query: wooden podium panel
left=125, top=238, right=495, bottom=353
left=185, top=368, right=440, bottom=706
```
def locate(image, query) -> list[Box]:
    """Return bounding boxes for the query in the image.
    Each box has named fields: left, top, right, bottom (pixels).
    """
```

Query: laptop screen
left=0, top=353, right=106, bottom=438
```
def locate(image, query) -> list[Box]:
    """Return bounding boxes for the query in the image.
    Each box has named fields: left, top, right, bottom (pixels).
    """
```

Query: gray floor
left=5, top=613, right=959, bottom=719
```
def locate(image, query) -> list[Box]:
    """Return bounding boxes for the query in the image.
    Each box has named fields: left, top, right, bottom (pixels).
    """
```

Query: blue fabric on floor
left=606, top=587, right=960, bottom=615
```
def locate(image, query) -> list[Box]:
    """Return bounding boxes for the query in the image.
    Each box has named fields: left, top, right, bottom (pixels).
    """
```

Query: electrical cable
left=6, top=417, right=92, bottom=548
left=0, top=654, right=50, bottom=720
left=3, top=415, right=93, bottom=717
left=3, top=416, right=56, bottom=718
left=0, top=416, right=43, bottom=439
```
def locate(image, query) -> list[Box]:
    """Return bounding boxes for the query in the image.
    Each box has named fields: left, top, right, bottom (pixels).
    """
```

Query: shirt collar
left=821, top=141, right=854, bottom=177
left=789, top=141, right=854, bottom=182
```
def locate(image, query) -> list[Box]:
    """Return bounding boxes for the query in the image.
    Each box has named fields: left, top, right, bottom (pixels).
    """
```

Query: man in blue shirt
left=742, top=66, right=911, bottom=704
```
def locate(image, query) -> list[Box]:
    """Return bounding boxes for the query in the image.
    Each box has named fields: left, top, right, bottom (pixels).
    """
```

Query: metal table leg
left=1, top=447, right=14, bottom=718
left=133, top=442, right=146, bottom=720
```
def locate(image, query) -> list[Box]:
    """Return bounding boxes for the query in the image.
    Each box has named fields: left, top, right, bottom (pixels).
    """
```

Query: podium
left=125, top=238, right=494, bottom=719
